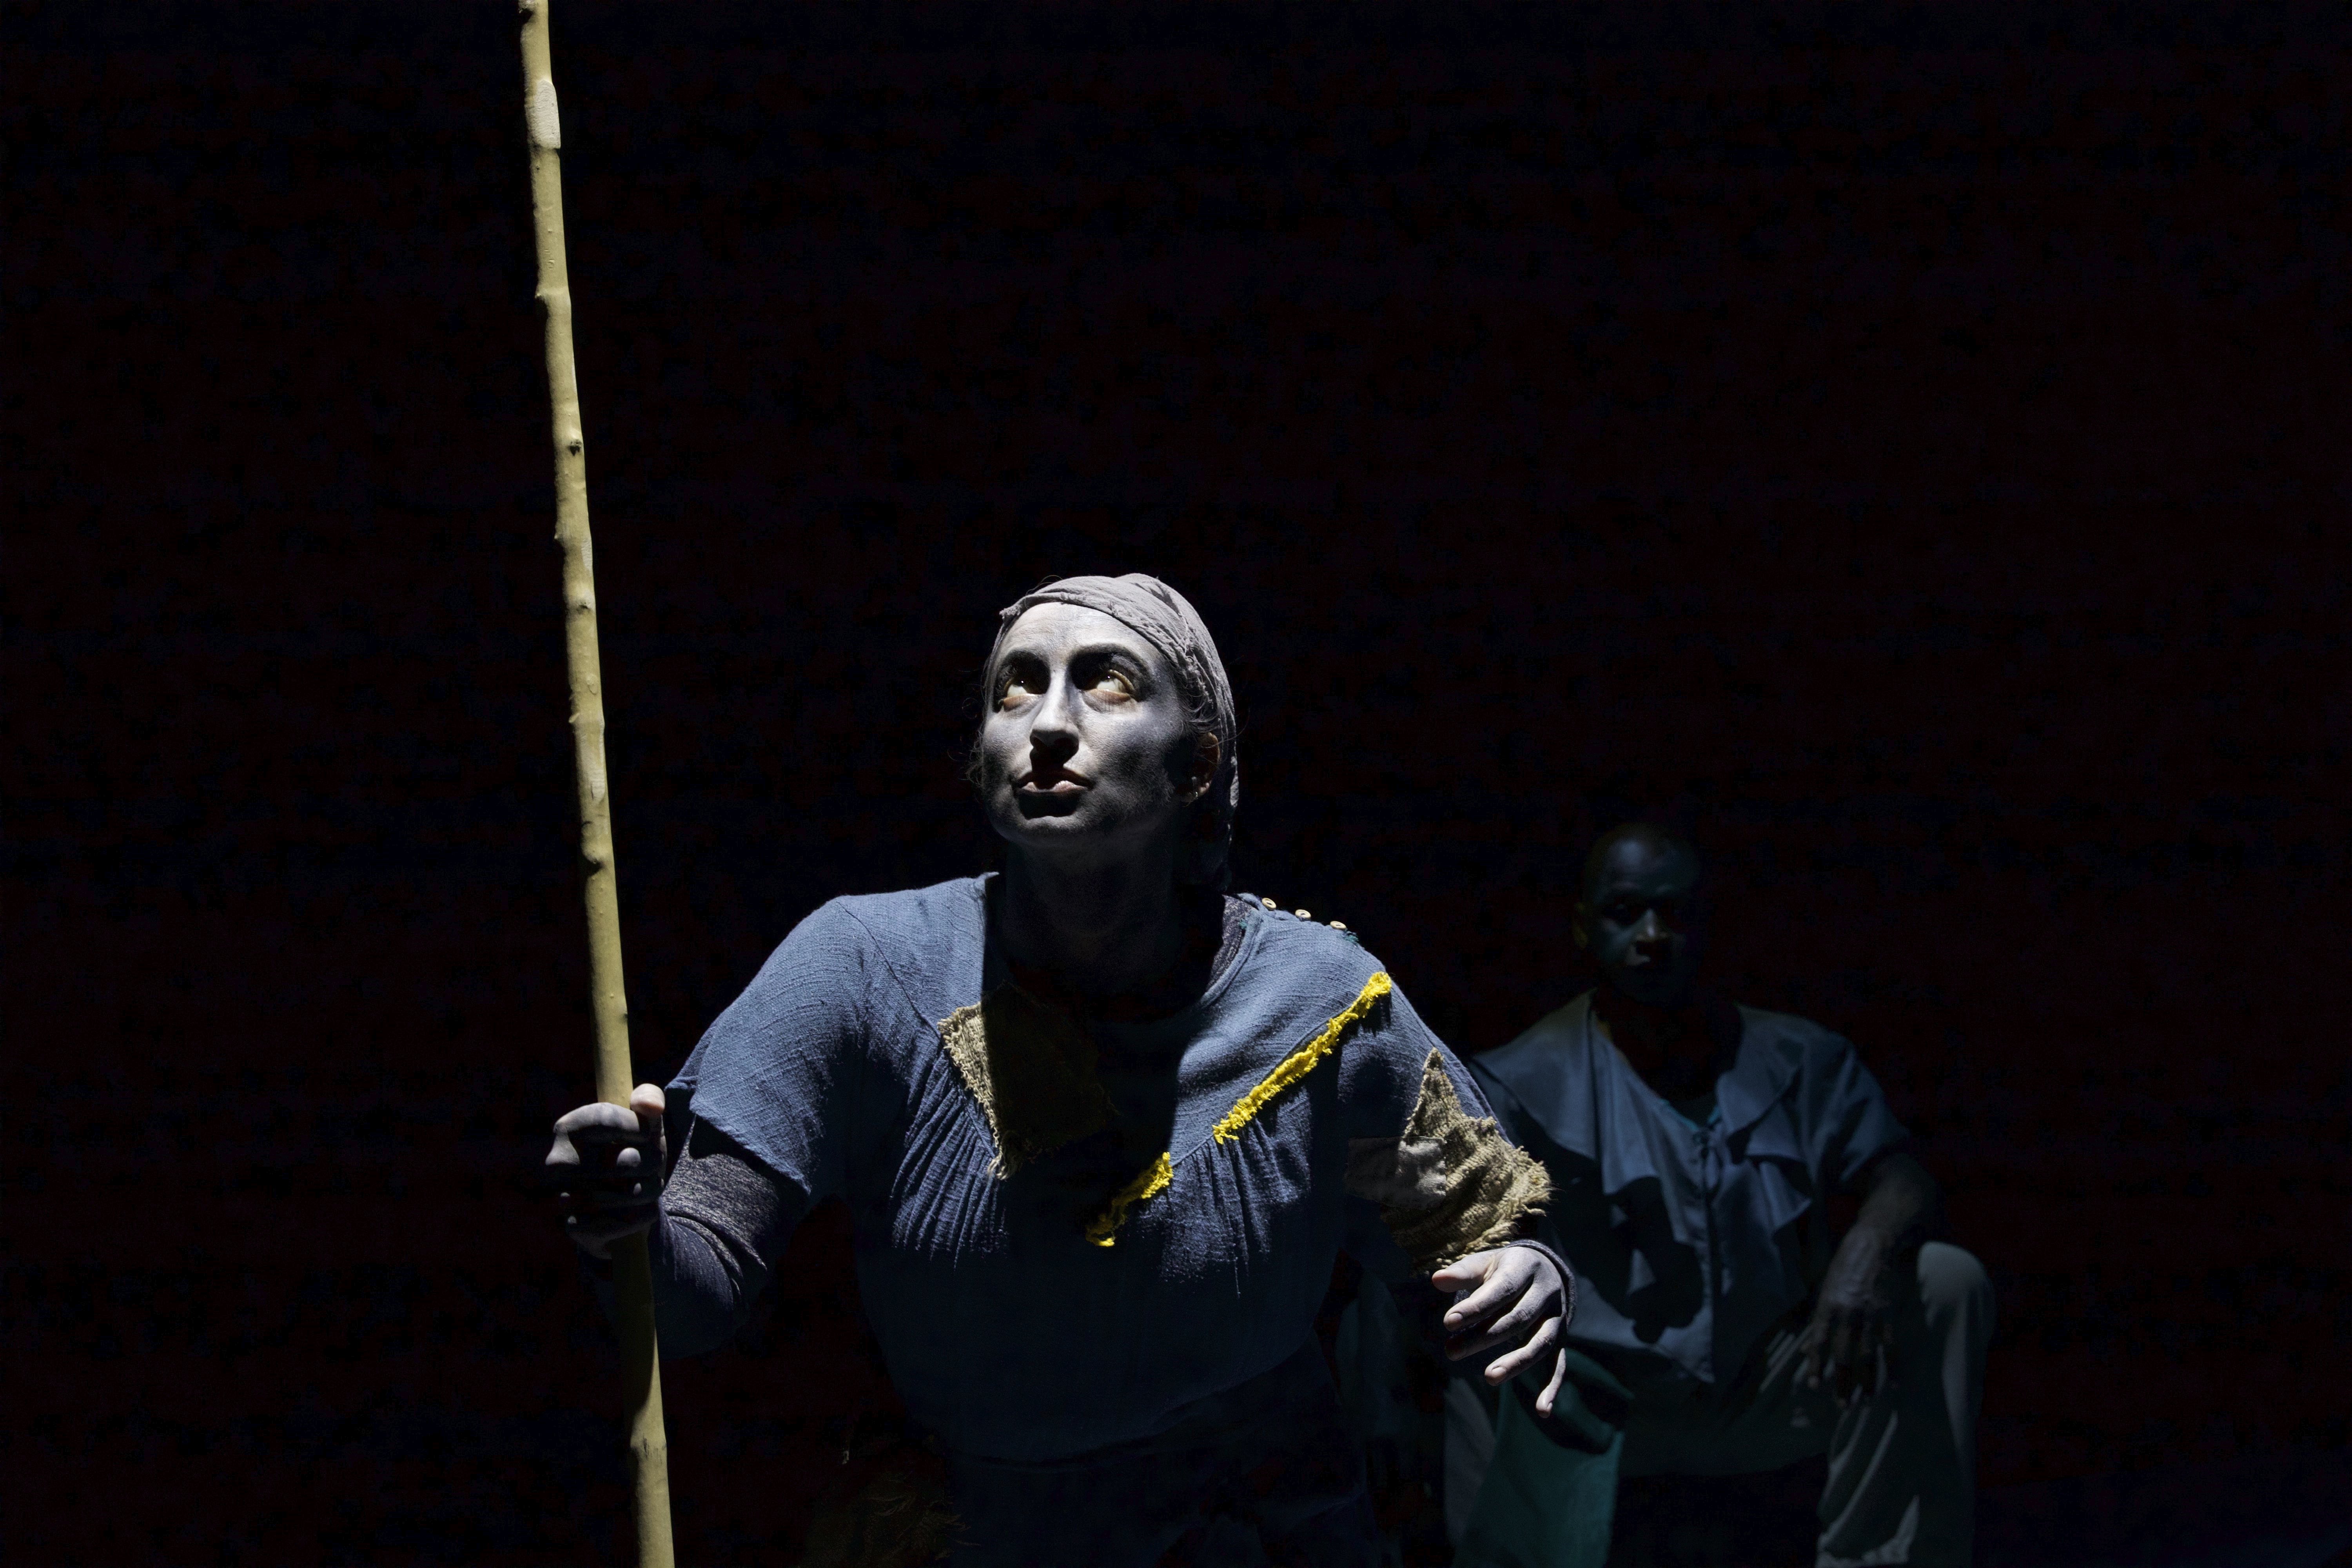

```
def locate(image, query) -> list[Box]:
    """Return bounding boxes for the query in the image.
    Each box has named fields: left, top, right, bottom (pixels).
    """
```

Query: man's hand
left=1433, top=1246, right=1571, bottom=1416
left=1801, top=1226, right=1895, bottom=1403
left=546, top=1083, right=667, bottom=1259
left=1804, top=1150, right=1941, bottom=1403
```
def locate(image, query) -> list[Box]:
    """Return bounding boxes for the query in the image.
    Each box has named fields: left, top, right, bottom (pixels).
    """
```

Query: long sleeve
left=645, top=1124, right=810, bottom=1357
left=583, top=1123, right=811, bottom=1359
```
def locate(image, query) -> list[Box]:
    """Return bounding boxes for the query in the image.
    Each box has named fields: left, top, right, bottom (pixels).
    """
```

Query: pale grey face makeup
left=978, top=603, right=1204, bottom=866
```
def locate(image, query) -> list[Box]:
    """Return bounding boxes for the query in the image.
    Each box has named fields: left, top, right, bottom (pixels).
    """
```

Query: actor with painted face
left=1452, top=822, right=1994, bottom=1568
left=544, top=575, right=1572, bottom=1567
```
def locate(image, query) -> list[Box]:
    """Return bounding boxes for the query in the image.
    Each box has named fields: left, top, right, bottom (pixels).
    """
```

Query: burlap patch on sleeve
left=1351, top=1049, right=1552, bottom=1271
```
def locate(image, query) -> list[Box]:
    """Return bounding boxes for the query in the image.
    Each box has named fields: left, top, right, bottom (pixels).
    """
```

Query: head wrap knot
left=986, top=573, right=1240, bottom=887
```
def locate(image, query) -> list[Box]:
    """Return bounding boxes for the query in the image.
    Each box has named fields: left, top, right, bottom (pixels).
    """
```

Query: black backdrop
left=8, top=2, right=2346, bottom=1563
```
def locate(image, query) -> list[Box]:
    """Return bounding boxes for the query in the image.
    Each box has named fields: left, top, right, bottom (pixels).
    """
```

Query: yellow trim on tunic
left=1084, top=1152, right=1175, bottom=1247
left=1213, top=971, right=1392, bottom=1143
left=1084, top=970, right=1393, bottom=1245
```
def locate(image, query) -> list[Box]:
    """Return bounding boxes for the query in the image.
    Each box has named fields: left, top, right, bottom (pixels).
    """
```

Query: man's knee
left=1915, top=1241, right=1994, bottom=1343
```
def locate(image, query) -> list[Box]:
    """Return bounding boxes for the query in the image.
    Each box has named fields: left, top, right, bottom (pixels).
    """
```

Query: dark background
left=7, top=2, right=2346, bottom=1563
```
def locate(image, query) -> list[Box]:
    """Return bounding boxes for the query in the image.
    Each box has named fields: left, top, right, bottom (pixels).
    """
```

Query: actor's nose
left=1026, top=686, right=1080, bottom=760
left=1628, top=910, right=1670, bottom=957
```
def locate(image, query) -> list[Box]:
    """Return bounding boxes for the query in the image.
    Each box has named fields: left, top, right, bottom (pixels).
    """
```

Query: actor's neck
left=995, top=849, right=1188, bottom=998
left=1594, top=987, right=1720, bottom=1094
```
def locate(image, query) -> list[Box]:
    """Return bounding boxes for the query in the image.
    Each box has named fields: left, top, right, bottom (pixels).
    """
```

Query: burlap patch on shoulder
left=936, top=986, right=1117, bottom=1177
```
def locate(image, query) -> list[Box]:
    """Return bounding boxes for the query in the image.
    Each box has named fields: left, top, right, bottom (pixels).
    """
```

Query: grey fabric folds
left=990, top=573, right=1240, bottom=886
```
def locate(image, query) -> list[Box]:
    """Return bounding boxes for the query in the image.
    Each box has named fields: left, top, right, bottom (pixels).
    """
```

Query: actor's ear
left=1185, top=733, right=1221, bottom=802
left=1570, top=903, right=1591, bottom=952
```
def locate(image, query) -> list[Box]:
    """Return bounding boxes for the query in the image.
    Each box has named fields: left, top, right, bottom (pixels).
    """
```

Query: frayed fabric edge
left=1087, top=970, right=1396, bottom=1244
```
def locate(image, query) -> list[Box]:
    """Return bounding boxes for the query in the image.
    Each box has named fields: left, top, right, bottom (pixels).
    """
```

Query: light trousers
left=1451, top=1243, right=1994, bottom=1568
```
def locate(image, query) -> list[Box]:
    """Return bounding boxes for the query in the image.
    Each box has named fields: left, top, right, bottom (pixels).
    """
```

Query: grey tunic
left=1468, top=993, right=1909, bottom=1384
left=647, top=876, right=1554, bottom=1467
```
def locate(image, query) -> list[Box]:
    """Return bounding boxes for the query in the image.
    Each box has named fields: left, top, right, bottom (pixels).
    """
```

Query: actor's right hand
left=1435, top=1246, right=1571, bottom=1413
left=546, top=1083, right=667, bottom=1259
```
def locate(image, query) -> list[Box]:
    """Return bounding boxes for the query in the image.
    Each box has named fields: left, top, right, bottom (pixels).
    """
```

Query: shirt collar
left=1716, top=1008, right=1805, bottom=1161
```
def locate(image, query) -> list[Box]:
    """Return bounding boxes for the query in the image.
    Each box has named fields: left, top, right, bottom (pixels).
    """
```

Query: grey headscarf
left=986, top=573, right=1240, bottom=888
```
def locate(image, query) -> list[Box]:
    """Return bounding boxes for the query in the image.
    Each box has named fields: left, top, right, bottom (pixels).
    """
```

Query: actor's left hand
left=1433, top=1246, right=1571, bottom=1416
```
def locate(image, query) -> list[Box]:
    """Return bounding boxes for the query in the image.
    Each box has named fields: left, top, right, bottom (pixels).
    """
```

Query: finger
left=545, top=1144, right=639, bottom=1189
left=1449, top=1291, right=1550, bottom=1362
left=1480, top=1318, right=1561, bottom=1387
left=554, top=1102, right=644, bottom=1138
left=551, top=1106, right=661, bottom=1183
left=630, top=1083, right=666, bottom=1128
left=553, top=1134, right=654, bottom=1176
left=1430, top=1249, right=1499, bottom=1293
left=1852, top=1317, right=1877, bottom=1397
left=1829, top=1310, right=1858, bottom=1379
left=1537, top=1345, right=1571, bottom=1417
left=544, top=1138, right=654, bottom=1191
left=1844, top=1329, right=1872, bottom=1401
left=563, top=1174, right=658, bottom=1208
left=1442, top=1286, right=1515, bottom=1343
left=1441, top=1259, right=1529, bottom=1333
left=1840, top=1317, right=1877, bottom=1403
left=1799, top=1322, right=1825, bottom=1388
left=1851, top=1348, right=1877, bottom=1407
left=1483, top=1343, right=1539, bottom=1386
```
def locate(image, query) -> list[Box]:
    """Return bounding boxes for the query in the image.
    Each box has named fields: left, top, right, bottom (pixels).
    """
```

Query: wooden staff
left=517, top=3, right=677, bottom=1563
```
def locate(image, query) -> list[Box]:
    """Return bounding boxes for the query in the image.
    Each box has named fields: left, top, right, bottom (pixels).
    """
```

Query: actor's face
left=979, top=603, right=1214, bottom=869
left=1575, top=829, right=1706, bottom=1009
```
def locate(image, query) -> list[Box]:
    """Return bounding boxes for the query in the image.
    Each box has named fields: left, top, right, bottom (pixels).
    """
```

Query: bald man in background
left=1452, top=822, right=1994, bottom=1568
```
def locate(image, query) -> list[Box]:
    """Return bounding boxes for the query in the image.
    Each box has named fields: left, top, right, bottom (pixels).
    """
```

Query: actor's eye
left=999, top=673, right=1040, bottom=708
left=1089, top=667, right=1137, bottom=700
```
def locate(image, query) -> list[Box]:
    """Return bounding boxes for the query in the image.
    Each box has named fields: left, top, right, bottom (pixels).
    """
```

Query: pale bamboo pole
left=516, top=4, right=677, bottom=1564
